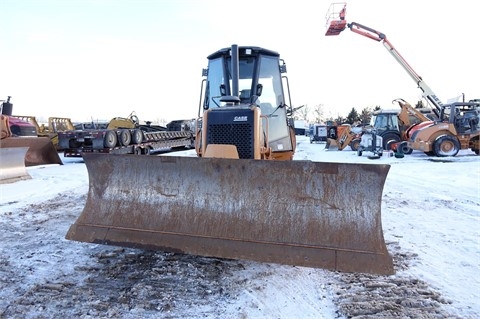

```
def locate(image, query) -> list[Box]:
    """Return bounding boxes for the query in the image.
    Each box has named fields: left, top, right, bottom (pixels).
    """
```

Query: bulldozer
left=12, top=115, right=75, bottom=151
left=66, top=45, right=394, bottom=275
left=0, top=97, right=62, bottom=183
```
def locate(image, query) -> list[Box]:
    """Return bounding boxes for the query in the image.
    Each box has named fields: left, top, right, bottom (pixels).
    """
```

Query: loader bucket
left=0, top=137, right=62, bottom=167
left=66, top=153, right=393, bottom=275
left=0, top=147, right=32, bottom=184
left=325, top=138, right=339, bottom=150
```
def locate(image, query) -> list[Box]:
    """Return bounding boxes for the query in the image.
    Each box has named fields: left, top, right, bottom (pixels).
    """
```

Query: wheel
left=103, top=130, right=117, bottom=148
left=381, top=133, right=401, bottom=151
left=399, top=143, right=413, bottom=155
left=433, top=135, right=460, bottom=157
left=131, top=129, right=143, bottom=144
left=349, top=138, right=361, bottom=151
left=119, top=129, right=131, bottom=146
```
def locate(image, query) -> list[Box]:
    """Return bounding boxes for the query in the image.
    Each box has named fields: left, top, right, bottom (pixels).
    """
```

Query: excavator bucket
left=66, top=153, right=394, bottom=275
left=0, top=137, right=62, bottom=167
left=0, top=147, right=32, bottom=184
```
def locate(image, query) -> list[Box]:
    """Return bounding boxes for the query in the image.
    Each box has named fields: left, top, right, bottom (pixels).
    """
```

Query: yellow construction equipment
left=0, top=97, right=63, bottom=169
left=14, top=115, right=75, bottom=150
left=66, top=45, right=393, bottom=275
left=325, top=124, right=362, bottom=151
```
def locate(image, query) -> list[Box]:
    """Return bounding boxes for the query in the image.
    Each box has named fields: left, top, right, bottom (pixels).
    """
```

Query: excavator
left=66, top=44, right=394, bottom=275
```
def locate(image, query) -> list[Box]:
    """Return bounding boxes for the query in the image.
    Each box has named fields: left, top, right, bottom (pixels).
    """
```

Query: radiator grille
left=206, top=109, right=254, bottom=159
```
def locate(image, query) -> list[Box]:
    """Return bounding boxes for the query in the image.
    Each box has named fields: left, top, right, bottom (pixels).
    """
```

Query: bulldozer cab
left=200, top=45, right=294, bottom=159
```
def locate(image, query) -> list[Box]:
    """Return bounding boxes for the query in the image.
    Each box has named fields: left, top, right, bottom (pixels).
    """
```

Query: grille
left=206, top=109, right=254, bottom=159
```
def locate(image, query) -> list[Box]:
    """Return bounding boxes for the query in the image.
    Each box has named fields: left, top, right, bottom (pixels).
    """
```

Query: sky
left=1, top=137, right=479, bottom=318
left=1, top=0, right=479, bottom=124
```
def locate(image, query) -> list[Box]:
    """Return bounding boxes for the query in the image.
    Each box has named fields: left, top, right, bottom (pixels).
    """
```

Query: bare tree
left=313, top=104, right=325, bottom=123
left=292, top=105, right=309, bottom=121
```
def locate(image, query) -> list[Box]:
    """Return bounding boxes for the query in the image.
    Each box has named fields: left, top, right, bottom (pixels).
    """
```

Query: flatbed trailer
left=61, top=130, right=194, bottom=157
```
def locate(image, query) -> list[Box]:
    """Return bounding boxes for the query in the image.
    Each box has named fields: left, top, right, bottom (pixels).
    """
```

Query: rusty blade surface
left=66, top=153, right=393, bottom=275
left=0, top=147, right=32, bottom=184
left=0, top=137, right=62, bottom=166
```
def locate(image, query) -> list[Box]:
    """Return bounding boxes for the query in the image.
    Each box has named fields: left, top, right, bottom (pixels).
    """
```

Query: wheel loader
left=66, top=45, right=394, bottom=275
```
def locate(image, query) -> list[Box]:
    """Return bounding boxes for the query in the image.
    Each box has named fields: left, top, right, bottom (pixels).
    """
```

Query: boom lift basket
left=325, top=2, right=347, bottom=36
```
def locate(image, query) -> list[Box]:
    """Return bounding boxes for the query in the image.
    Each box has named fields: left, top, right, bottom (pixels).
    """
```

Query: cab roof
left=207, top=46, right=280, bottom=60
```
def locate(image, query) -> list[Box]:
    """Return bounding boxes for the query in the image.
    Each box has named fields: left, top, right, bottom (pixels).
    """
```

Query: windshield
left=371, top=113, right=399, bottom=131
left=203, top=51, right=293, bottom=153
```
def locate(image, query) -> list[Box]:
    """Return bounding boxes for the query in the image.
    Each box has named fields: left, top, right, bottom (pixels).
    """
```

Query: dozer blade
left=0, top=147, right=32, bottom=184
left=66, top=153, right=393, bottom=275
left=0, top=137, right=62, bottom=167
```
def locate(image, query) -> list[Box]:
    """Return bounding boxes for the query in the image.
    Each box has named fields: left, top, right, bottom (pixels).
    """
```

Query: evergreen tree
left=346, top=107, right=359, bottom=124
left=359, top=107, right=373, bottom=125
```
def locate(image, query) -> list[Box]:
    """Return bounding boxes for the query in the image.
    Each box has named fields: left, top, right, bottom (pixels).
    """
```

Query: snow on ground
left=0, top=135, right=479, bottom=318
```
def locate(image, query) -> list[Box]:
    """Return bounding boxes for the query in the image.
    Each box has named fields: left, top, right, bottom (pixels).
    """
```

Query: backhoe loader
left=66, top=45, right=393, bottom=275
left=325, top=124, right=362, bottom=151
left=407, top=101, right=480, bottom=156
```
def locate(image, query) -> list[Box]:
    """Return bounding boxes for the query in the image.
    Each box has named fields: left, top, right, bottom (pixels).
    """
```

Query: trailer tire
left=131, top=129, right=143, bottom=144
left=433, top=135, right=460, bottom=157
left=119, top=129, right=131, bottom=146
left=104, top=130, right=117, bottom=148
